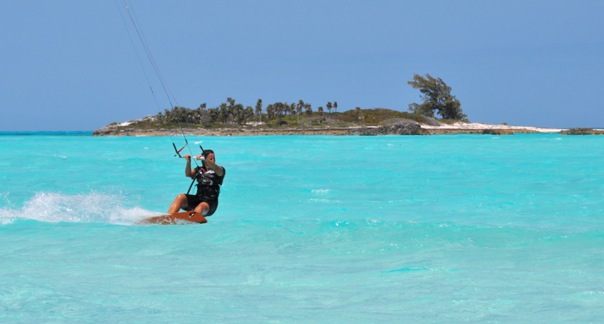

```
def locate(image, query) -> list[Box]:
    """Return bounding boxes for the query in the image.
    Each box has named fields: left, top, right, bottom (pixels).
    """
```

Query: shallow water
left=1, top=133, right=603, bottom=322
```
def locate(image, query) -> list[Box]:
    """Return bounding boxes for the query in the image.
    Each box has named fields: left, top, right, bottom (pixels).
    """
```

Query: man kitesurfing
left=168, top=150, right=226, bottom=218
left=139, top=149, right=225, bottom=225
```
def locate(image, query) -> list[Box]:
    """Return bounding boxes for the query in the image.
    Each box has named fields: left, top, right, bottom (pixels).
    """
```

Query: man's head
left=202, top=149, right=215, bottom=162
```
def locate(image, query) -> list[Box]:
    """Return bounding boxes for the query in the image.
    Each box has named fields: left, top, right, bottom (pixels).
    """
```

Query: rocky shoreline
left=93, top=120, right=604, bottom=136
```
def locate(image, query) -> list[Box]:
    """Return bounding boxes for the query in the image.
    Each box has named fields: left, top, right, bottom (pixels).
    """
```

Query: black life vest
left=194, top=166, right=225, bottom=200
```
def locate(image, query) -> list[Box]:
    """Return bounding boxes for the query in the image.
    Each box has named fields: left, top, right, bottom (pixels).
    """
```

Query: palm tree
left=255, top=99, right=263, bottom=123
left=304, top=103, right=312, bottom=116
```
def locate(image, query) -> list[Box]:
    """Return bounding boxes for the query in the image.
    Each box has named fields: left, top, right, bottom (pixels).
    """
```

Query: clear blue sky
left=2, top=1, right=603, bottom=131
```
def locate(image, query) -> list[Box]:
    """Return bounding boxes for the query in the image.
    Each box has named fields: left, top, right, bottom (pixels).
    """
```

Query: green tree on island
left=408, top=73, right=467, bottom=120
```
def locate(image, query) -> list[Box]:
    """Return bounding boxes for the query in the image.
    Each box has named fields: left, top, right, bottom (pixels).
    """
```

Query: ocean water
left=1, top=132, right=603, bottom=322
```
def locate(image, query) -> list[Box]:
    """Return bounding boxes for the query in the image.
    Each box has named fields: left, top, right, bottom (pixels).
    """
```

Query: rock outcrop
left=349, top=120, right=425, bottom=135
left=560, top=128, right=604, bottom=135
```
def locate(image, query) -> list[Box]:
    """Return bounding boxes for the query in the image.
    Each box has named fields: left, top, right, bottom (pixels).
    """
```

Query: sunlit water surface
left=1, top=133, right=603, bottom=322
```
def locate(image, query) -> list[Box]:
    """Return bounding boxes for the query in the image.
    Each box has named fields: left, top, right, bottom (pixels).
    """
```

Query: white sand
left=421, top=122, right=564, bottom=133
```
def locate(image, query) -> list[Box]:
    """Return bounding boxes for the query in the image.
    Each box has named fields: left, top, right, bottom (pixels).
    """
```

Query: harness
left=191, top=166, right=224, bottom=200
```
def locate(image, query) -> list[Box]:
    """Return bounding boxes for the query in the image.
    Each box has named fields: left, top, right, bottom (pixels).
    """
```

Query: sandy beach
left=421, top=122, right=564, bottom=134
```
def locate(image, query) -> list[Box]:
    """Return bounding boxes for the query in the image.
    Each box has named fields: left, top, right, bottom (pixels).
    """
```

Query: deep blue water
left=1, top=133, right=603, bottom=322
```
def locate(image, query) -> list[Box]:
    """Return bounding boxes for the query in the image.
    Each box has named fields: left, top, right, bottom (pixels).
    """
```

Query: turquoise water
left=1, top=133, right=603, bottom=322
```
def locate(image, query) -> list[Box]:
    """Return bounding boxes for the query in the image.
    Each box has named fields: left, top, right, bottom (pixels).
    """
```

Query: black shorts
left=184, top=194, right=218, bottom=216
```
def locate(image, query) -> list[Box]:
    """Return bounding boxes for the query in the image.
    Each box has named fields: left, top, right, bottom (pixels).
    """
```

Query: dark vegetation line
left=111, top=103, right=443, bottom=130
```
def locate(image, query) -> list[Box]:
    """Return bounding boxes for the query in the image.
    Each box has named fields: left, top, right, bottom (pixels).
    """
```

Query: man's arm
left=199, top=158, right=224, bottom=176
left=182, top=155, right=197, bottom=178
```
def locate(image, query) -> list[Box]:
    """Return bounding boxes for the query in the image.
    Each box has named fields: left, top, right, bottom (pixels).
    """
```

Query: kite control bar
left=172, top=139, right=205, bottom=159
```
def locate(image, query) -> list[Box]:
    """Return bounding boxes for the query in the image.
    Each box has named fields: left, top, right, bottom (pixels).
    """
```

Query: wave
left=0, top=192, right=158, bottom=225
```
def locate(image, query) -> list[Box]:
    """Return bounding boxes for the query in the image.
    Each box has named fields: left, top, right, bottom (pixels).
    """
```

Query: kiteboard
left=137, top=211, right=207, bottom=225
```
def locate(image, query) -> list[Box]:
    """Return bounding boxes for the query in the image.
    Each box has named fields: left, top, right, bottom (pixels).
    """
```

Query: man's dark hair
left=202, top=149, right=214, bottom=158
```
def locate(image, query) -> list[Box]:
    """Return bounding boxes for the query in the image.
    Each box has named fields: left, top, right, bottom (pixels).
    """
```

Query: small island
left=93, top=74, right=603, bottom=136
left=93, top=107, right=603, bottom=136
